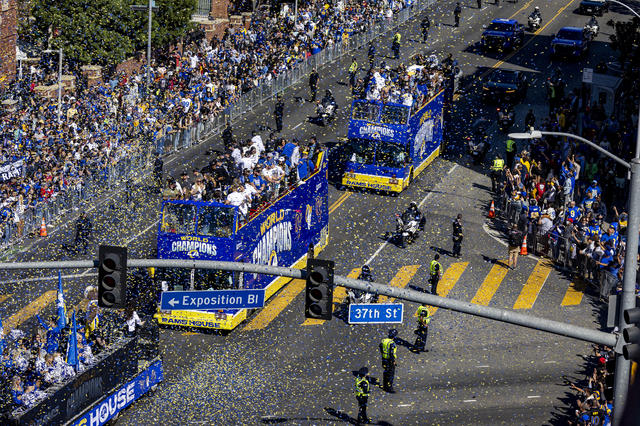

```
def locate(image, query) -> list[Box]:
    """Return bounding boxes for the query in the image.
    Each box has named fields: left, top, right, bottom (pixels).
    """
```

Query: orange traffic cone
left=520, top=234, right=528, bottom=256
left=488, top=200, right=496, bottom=219
left=39, top=217, right=47, bottom=237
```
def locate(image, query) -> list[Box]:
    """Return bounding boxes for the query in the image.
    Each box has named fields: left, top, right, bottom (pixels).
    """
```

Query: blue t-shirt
left=567, top=206, right=581, bottom=222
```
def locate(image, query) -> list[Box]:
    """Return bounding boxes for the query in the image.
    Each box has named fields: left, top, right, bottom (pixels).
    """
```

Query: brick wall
left=0, top=0, right=17, bottom=85
left=210, top=0, right=231, bottom=19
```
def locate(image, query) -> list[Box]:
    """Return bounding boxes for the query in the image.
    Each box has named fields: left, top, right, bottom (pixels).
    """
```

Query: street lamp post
left=509, top=128, right=640, bottom=424
left=606, top=0, right=640, bottom=18
left=43, top=49, right=63, bottom=124
left=131, top=0, right=158, bottom=100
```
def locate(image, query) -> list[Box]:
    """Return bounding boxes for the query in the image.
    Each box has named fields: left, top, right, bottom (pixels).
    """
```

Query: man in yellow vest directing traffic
left=348, top=57, right=358, bottom=88
left=354, top=367, right=371, bottom=424
left=379, top=329, right=398, bottom=393
left=413, top=304, right=432, bottom=353
left=429, top=254, right=442, bottom=295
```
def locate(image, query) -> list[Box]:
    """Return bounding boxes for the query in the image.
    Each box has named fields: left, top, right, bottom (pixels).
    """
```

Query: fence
left=4, top=0, right=433, bottom=251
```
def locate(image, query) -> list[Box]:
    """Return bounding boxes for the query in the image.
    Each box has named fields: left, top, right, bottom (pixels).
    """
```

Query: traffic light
left=304, top=259, right=334, bottom=320
left=623, top=307, right=640, bottom=361
left=97, top=245, right=127, bottom=309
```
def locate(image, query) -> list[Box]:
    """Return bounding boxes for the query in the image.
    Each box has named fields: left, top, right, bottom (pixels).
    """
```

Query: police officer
left=348, top=57, right=358, bottom=88
left=421, top=16, right=431, bottom=43
left=360, top=265, right=378, bottom=302
left=454, top=3, right=462, bottom=27
left=153, top=153, right=164, bottom=189
left=490, top=154, right=505, bottom=193
left=413, top=304, right=432, bottom=353
left=391, top=32, right=401, bottom=59
left=452, top=214, right=463, bottom=258
left=379, top=329, right=397, bottom=393
left=274, top=94, right=284, bottom=132
left=355, top=367, right=371, bottom=424
left=309, top=68, right=319, bottom=102
left=505, top=137, right=516, bottom=169
left=429, top=254, right=442, bottom=294
left=75, top=212, right=92, bottom=254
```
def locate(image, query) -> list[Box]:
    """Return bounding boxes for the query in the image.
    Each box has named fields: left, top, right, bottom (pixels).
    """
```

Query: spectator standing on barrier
left=452, top=214, right=463, bottom=258
left=354, top=367, right=372, bottom=424
left=454, top=3, right=462, bottom=27
left=274, top=95, right=284, bottom=133
left=413, top=304, right=432, bottom=353
left=429, top=254, right=442, bottom=294
left=309, top=69, right=319, bottom=102
left=508, top=224, right=522, bottom=269
left=379, top=329, right=397, bottom=393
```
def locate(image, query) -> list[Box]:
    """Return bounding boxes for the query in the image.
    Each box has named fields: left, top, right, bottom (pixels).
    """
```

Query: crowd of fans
left=0, top=0, right=419, bottom=246
left=0, top=285, right=142, bottom=411
left=494, top=69, right=640, bottom=303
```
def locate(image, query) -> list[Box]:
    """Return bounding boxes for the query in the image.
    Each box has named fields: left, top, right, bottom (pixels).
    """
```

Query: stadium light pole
left=42, top=49, right=63, bottom=124
left=509, top=128, right=640, bottom=424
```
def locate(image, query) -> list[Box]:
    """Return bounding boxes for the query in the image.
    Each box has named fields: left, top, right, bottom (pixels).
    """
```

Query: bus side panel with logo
left=342, top=89, right=445, bottom=192
left=154, top=152, right=329, bottom=330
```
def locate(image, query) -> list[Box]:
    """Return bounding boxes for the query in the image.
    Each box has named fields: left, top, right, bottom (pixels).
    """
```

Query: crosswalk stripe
left=470, top=261, right=509, bottom=306
left=424, top=262, right=468, bottom=315
left=243, top=279, right=306, bottom=331
left=513, top=260, right=552, bottom=309
left=5, top=290, right=57, bottom=331
left=561, top=279, right=586, bottom=306
left=0, top=294, right=11, bottom=304
left=378, top=265, right=421, bottom=304
left=303, top=268, right=362, bottom=325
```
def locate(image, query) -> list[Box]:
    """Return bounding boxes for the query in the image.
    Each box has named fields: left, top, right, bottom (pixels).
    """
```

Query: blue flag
left=0, top=315, right=4, bottom=357
left=57, top=271, right=67, bottom=330
left=66, top=310, right=78, bottom=370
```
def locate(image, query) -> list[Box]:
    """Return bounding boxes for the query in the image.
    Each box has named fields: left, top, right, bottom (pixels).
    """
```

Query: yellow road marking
left=378, top=265, right=421, bottom=304
left=481, top=0, right=578, bottom=76
left=243, top=279, right=306, bottom=331
left=303, top=268, right=361, bottom=325
left=5, top=290, right=57, bottom=330
left=561, top=279, right=586, bottom=306
left=329, top=192, right=352, bottom=214
left=422, top=262, right=469, bottom=315
left=509, top=0, right=534, bottom=19
left=0, top=294, right=11, bottom=304
left=470, top=262, right=509, bottom=306
left=513, top=260, right=552, bottom=309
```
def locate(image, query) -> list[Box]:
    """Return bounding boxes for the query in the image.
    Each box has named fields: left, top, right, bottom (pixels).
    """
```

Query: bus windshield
left=348, top=138, right=375, bottom=164
left=162, top=203, right=196, bottom=234
left=376, top=141, right=407, bottom=168
left=380, top=104, right=409, bottom=125
left=352, top=102, right=380, bottom=122
left=197, top=205, right=235, bottom=237
left=160, top=268, right=235, bottom=291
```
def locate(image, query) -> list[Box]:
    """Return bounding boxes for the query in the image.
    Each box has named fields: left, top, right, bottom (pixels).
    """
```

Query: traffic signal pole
left=0, top=258, right=616, bottom=347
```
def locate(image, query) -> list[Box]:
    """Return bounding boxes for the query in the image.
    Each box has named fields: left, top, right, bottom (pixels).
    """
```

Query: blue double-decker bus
left=154, top=152, right=329, bottom=331
left=341, top=89, right=445, bottom=192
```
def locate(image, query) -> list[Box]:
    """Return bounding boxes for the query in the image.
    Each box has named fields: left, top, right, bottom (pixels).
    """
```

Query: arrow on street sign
left=160, top=289, right=265, bottom=311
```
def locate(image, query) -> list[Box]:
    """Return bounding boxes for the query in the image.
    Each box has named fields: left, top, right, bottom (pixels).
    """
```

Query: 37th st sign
left=160, top=289, right=265, bottom=311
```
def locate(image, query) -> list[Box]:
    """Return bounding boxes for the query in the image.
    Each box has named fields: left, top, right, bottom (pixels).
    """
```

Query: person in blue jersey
left=35, top=315, right=61, bottom=355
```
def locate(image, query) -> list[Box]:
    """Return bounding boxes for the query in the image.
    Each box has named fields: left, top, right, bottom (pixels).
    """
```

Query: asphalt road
left=1, top=0, right=633, bottom=423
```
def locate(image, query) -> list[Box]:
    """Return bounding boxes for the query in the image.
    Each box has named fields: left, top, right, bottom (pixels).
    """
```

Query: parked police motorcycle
left=347, top=265, right=379, bottom=305
left=316, top=89, right=337, bottom=126
left=497, top=106, right=514, bottom=132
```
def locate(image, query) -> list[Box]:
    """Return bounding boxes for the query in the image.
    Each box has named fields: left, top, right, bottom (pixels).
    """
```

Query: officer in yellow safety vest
left=391, top=32, right=401, bottom=59
left=429, top=254, right=442, bottom=295
left=379, top=329, right=398, bottom=392
left=413, top=304, right=432, bottom=353
left=505, top=138, right=516, bottom=169
left=348, top=57, right=358, bottom=88
left=354, top=367, right=371, bottom=424
left=490, top=154, right=505, bottom=193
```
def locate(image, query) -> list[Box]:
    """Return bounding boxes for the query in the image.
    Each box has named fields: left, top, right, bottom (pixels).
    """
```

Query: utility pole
left=131, top=0, right=158, bottom=100
left=43, top=49, right=63, bottom=124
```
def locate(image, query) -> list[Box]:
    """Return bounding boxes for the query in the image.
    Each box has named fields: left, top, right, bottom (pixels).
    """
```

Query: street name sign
left=348, top=303, right=404, bottom=324
left=160, top=289, right=265, bottom=311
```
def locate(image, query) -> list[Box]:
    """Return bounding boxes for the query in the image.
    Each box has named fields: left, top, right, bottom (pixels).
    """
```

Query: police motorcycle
left=497, top=105, right=514, bottom=132
left=583, top=16, right=599, bottom=40
left=316, top=89, right=338, bottom=126
left=528, top=7, right=541, bottom=31
left=467, top=118, right=491, bottom=165
left=384, top=202, right=424, bottom=248
left=347, top=265, right=379, bottom=305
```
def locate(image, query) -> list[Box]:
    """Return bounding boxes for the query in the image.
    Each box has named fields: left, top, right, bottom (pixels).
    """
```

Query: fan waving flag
left=66, top=310, right=78, bottom=370
left=57, top=270, right=67, bottom=330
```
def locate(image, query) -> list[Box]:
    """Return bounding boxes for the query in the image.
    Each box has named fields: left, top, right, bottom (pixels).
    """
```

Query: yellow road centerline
left=378, top=265, right=421, bottom=304
left=302, top=268, right=361, bottom=325
left=329, top=192, right=352, bottom=214
left=0, top=294, right=11, bottom=304
left=470, top=262, right=509, bottom=306
left=243, top=279, right=307, bottom=331
left=513, top=260, right=552, bottom=309
left=509, top=0, right=534, bottom=19
left=423, top=262, right=468, bottom=315
left=5, top=290, right=57, bottom=331
left=561, top=279, right=586, bottom=306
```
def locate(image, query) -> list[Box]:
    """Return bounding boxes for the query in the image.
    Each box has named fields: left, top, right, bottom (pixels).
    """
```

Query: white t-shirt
left=126, top=311, right=143, bottom=332
left=251, top=135, right=265, bottom=153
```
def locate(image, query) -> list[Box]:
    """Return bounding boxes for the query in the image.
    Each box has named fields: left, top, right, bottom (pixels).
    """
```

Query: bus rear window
left=381, top=104, right=409, bottom=124
left=197, top=205, right=235, bottom=237
left=162, top=203, right=196, bottom=234
left=352, top=102, right=380, bottom=122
